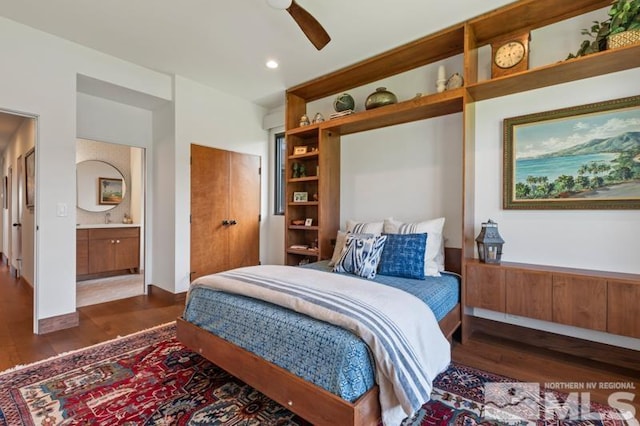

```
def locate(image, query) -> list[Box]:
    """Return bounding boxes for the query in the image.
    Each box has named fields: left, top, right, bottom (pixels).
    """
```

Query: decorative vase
left=436, top=65, right=446, bottom=93
left=312, top=112, right=325, bottom=123
left=607, top=29, right=640, bottom=49
left=445, top=73, right=464, bottom=90
left=365, top=87, right=398, bottom=110
left=333, top=93, right=355, bottom=112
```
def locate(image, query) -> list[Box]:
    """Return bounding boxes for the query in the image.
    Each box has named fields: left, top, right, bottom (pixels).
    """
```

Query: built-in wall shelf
left=286, top=248, right=320, bottom=258
left=283, top=0, right=640, bottom=334
left=289, top=225, right=319, bottom=231
left=466, top=0, right=611, bottom=45
left=467, top=43, right=640, bottom=101
left=288, top=151, right=319, bottom=160
left=289, top=176, right=318, bottom=183
left=287, top=124, right=321, bottom=137
left=286, top=89, right=464, bottom=137
left=287, top=25, right=466, bottom=102
left=323, top=89, right=464, bottom=135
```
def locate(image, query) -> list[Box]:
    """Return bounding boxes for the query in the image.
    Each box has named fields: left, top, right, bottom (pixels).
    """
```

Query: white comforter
left=190, top=265, right=451, bottom=425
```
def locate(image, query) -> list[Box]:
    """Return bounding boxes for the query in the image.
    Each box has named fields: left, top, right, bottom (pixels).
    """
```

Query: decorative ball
left=333, top=93, right=355, bottom=112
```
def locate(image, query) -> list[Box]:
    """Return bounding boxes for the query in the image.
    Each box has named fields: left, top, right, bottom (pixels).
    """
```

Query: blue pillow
left=378, top=233, right=427, bottom=280
left=333, top=234, right=387, bottom=279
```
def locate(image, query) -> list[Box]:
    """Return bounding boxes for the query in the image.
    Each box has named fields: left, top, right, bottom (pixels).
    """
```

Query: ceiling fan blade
left=286, top=0, right=331, bottom=50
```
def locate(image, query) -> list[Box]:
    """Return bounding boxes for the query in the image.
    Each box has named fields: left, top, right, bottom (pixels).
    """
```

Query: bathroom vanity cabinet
left=77, top=226, right=140, bottom=280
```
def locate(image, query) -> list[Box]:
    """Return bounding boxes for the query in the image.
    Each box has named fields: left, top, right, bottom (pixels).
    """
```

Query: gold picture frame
left=293, top=146, right=308, bottom=155
left=25, top=148, right=35, bottom=208
left=503, top=95, right=640, bottom=210
left=292, top=191, right=308, bottom=203
left=98, top=177, right=124, bottom=205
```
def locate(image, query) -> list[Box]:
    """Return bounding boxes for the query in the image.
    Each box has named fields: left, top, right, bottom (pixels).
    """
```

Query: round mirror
left=77, top=160, right=126, bottom=212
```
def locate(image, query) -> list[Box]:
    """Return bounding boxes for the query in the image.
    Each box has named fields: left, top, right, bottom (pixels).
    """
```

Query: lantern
left=475, top=219, right=505, bottom=263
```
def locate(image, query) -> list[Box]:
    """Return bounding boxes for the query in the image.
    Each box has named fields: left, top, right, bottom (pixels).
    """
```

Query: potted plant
left=567, top=20, right=610, bottom=58
left=607, top=0, right=640, bottom=49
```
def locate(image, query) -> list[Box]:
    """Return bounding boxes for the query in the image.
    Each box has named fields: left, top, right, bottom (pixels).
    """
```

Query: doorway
left=0, top=109, right=38, bottom=329
left=75, top=139, right=146, bottom=307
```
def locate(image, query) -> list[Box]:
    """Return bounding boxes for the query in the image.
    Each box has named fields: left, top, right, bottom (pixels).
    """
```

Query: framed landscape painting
left=503, top=95, right=640, bottom=209
left=98, top=177, right=123, bottom=205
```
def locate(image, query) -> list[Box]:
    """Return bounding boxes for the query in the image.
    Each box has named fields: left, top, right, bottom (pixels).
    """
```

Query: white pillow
left=383, top=217, right=445, bottom=277
left=345, top=219, right=384, bottom=235
left=328, top=230, right=348, bottom=266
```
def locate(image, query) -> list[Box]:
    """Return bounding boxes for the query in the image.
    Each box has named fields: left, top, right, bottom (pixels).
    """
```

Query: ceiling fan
left=267, top=0, right=331, bottom=50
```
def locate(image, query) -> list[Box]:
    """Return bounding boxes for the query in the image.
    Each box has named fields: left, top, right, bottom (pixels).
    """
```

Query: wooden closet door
left=190, top=145, right=260, bottom=281
left=228, top=151, right=260, bottom=269
left=190, top=144, right=230, bottom=280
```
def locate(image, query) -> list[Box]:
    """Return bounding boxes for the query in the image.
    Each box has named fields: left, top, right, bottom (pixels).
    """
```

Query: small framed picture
left=25, top=148, right=35, bottom=208
left=293, top=146, right=308, bottom=155
left=304, top=218, right=313, bottom=226
left=98, top=177, right=124, bottom=205
left=293, top=191, right=308, bottom=202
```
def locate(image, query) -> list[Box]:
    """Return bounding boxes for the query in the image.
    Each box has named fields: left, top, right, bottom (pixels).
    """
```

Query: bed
left=176, top=247, right=462, bottom=425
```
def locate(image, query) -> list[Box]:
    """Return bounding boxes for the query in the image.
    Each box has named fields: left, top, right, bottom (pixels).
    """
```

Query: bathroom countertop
left=76, top=223, right=141, bottom=229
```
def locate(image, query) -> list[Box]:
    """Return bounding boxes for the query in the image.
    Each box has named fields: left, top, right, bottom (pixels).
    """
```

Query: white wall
left=171, top=76, right=268, bottom=293
left=0, top=17, right=270, bottom=329
left=474, top=72, right=640, bottom=274
left=301, top=56, right=466, bottom=246
left=151, top=100, right=176, bottom=293
left=76, top=92, right=154, bottom=147
left=340, top=116, right=463, bottom=246
left=263, top=125, right=286, bottom=266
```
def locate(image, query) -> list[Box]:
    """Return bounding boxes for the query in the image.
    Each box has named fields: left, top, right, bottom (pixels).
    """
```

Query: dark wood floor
left=0, top=263, right=184, bottom=372
left=1, top=263, right=638, bottom=415
left=453, top=332, right=640, bottom=413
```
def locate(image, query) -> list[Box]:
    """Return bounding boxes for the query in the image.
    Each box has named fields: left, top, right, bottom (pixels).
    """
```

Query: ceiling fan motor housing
left=267, top=0, right=293, bottom=10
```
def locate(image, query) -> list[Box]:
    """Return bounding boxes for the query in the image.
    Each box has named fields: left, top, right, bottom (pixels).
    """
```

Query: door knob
left=222, top=220, right=230, bottom=225
left=229, top=220, right=237, bottom=225
left=12, top=223, right=21, bottom=227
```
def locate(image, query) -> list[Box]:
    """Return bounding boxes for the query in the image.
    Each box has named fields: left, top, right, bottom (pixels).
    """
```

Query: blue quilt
left=182, top=262, right=459, bottom=403
left=304, top=261, right=460, bottom=321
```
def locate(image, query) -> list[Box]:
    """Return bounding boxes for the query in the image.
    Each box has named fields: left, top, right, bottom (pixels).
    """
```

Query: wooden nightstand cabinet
left=465, top=259, right=640, bottom=338
left=505, top=269, right=552, bottom=322
left=608, top=280, right=640, bottom=339
left=552, top=275, right=607, bottom=332
left=465, top=262, right=505, bottom=312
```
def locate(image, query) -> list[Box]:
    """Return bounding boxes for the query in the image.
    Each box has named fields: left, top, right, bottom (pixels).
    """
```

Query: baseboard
left=38, top=311, right=79, bottom=334
left=20, top=275, right=33, bottom=289
left=468, top=316, right=640, bottom=372
left=148, top=284, right=187, bottom=304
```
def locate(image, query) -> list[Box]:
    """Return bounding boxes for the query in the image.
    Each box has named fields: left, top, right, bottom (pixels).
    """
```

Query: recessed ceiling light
left=266, top=60, right=279, bottom=69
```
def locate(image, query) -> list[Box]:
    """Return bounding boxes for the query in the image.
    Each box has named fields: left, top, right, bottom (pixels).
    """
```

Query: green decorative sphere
left=333, top=93, right=355, bottom=112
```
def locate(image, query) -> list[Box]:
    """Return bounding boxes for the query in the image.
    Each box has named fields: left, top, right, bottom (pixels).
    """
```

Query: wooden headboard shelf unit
left=283, top=0, right=640, bottom=342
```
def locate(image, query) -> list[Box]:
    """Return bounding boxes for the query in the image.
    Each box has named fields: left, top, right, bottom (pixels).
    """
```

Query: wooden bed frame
left=176, top=248, right=463, bottom=426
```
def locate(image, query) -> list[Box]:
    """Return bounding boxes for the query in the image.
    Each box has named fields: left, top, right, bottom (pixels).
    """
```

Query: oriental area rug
left=0, top=322, right=629, bottom=426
